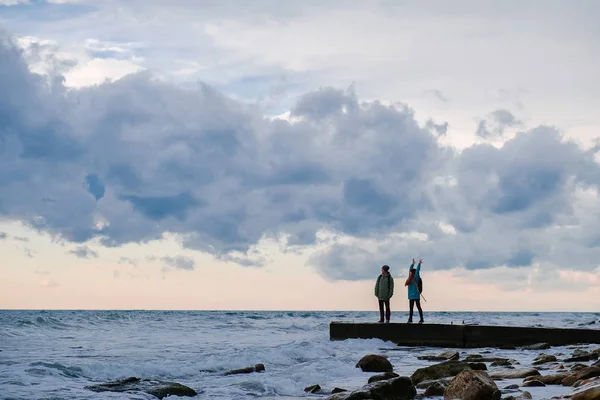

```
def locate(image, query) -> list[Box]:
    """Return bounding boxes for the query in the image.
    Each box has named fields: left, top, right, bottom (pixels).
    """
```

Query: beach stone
left=368, top=372, right=399, bottom=383
left=326, top=376, right=416, bottom=400
left=356, top=354, right=393, bottom=373
left=571, top=363, right=591, bottom=372
left=593, top=359, right=600, bottom=368
left=503, top=384, right=519, bottom=390
left=572, top=386, right=600, bottom=400
left=521, top=343, right=550, bottom=350
left=443, top=369, right=500, bottom=400
left=331, top=387, right=347, bottom=394
left=524, top=372, right=568, bottom=385
left=424, top=381, right=446, bottom=396
left=533, top=354, right=557, bottom=365
left=416, top=378, right=451, bottom=389
left=466, top=355, right=510, bottom=363
left=419, top=350, right=460, bottom=361
left=490, top=368, right=541, bottom=380
left=85, top=377, right=197, bottom=399
left=565, top=352, right=597, bottom=363
left=223, top=363, right=265, bottom=375
left=562, top=367, right=600, bottom=386
left=522, top=379, right=545, bottom=387
left=411, top=360, right=483, bottom=384
left=304, top=384, right=322, bottom=393
left=502, top=391, right=532, bottom=400
left=574, top=377, right=600, bottom=388
left=492, top=360, right=514, bottom=367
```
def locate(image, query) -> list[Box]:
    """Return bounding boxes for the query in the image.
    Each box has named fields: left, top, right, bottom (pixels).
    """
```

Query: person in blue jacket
left=405, top=258, right=424, bottom=323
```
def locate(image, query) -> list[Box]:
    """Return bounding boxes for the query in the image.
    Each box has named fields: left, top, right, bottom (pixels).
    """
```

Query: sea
left=1, top=310, right=599, bottom=400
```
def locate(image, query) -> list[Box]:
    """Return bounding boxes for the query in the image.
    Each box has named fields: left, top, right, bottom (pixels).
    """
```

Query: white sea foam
left=0, top=310, right=598, bottom=399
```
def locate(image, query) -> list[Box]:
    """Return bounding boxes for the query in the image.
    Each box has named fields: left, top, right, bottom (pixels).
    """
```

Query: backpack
left=417, top=277, right=423, bottom=294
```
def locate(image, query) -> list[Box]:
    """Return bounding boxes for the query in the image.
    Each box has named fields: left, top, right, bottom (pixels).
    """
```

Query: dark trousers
left=409, top=299, right=423, bottom=321
left=378, top=300, right=390, bottom=322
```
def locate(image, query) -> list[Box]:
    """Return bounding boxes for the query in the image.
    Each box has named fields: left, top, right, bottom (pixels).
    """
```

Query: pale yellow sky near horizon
left=1, top=220, right=598, bottom=312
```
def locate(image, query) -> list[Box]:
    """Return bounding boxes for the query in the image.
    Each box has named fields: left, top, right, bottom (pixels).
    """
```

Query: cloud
left=476, top=109, right=523, bottom=138
left=118, top=256, right=138, bottom=266
left=69, top=246, right=98, bottom=259
left=13, top=236, right=29, bottom=242
left=161, top=255, right=195, bottom=271
left=1, top=33, right=600, bottom=284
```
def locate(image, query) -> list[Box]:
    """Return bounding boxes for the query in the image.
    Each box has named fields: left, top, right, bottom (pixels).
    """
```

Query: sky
left=1, top=0, right=599, bottom=312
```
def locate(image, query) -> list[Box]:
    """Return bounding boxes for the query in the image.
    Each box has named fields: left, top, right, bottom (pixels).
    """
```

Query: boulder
left=443, top=369, right=500, bottom=400
left=304, top=384, right=322, bottom=393
left=411, top=361, right=482, bottom=385
left=85, top=377, right=197, bottom=399
left=331, top=387, right=347, bottom=394
left=490, top=368, right=541, bottom=380
left=369, top=372, right=400, bottom=383
left=571, top=363, right=591, bottom=372
left=502, top=391, right=532, bottom=400
left=572, top=386, right=600, bottom=400
left=521, top=343, right=550, bottom=350
left=356, top=354, right=393, bottom=373
left=491, top=360, right=513, bottom=368
left=593, top=359, right=600, bottom=368
left=562, top=367, right=600, bottom=386
left=416, top=379, right=451, bottom=389
left=327, top=376, right=416, bottom=400
left=503, top=384, right=519, bottom=390
left=533, top=354, right=557, bottom=365
left=424, top=381, right=446, bottom=396
left=524, top=372, right=568, bottom=385
left=565, top=352, right=598, bottom=363
left=224, top=363, right=265, bottom=375
left=465, top=355, right=510, bottom=363
left=521, top=379, right=545, bottom=387
left=419, top=350, right=460, bottom=362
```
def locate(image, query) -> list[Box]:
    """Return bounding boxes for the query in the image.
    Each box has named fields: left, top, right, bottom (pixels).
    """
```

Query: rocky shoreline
left=84, top=343, right=599, bottom=399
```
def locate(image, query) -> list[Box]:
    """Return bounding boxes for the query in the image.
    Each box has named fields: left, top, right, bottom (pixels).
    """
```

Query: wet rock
left=85, top=377, right=197, bottom=399
left=368, top=372, right=400, bottom=383
left=565, top=352, right=598, bottom=363
left=562, top=367, right=600, bottom=386
left=593, top=359, right=600, bottom=368
left=533, top=354, right=557, bottom=365
left=356, top=354, right=393, bottom=373
left=424, top=381, right=446, bottom=396
left=416, top=378, right=451, bottom=389
left=466, top=355, right=510, bottom=363
left=571, top=363, right=591, bottom=372
left=411, top=360, right=483, bottom=384
left=492, top=360, right=514, bottom=368
left=503, top=384, right=519, bottom=390
left=331, top=387, right=347, bottom=394
left=521, top=343, right=550, bottom=350
left=574, top=377, right=600, bottom=388
left=502, top=391, right=532, bottom=400
left=327, top=376, right=416, bottom=400
left=572, top=386, right=600, bottom=400
left=419, top=350, right=460, bottom=362
left=490, top=368, right=541, bottom=380
left=443, top=369, right=500, bottom=400
left=496, top=345, right=517, bottom=350
left=305, top=384, right=322, bottom=393
left=522, top=379, right=545, bottom=387
left=223, top=363, right=265, bottom=375
left=524, top=372, right=568, bottom=385
left=578, top=321, right=596, bottom=326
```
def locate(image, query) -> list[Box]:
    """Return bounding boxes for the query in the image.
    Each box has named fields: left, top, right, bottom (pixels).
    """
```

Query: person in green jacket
left=374, top=265, right=394, bottom=323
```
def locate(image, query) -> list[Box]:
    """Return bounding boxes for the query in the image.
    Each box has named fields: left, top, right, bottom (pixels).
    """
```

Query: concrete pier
left=330, top=322, right=600, bottom=348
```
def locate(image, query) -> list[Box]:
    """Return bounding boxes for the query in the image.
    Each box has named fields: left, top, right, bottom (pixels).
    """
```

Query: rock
left=326, top=376, right=416, bottom=400
left=593, top=360, right=600, bottom=368
left=443, top=369, right=501, bottom=400
left=411, top=360, right=482, bottom=384
left=490, top=368, right=541, bottom=380
left=571, top=363, right=591, bottom=372
left=578, top=321, right=596, bottom=326
left=465, top=355, right=510, bottom=363
left=416, top=378, right=451, bottom=389
left=419, top=350, right=460, bottom=362
left=496, top=345, right=517, bottom=350
left=368, top=372, right=400, bottom=383
left=503, top=384, right=519, bottom=390
left=331, top=387, right=347, bottom=394
left=572, top=386, right=600, bottom=400
left=533, top=354, right=557, bottom=365
left=223, top=363, right=265, bottom=375
left=521, top=343, right=550, bottom=350
left=524, top=372, right=568, bottom=385
left=492, top=360, right=514, bottom=367
left=502, top=391, right=532, bottom=400
left=468, top=363, right=488, bottom=371
left=522, top=379, right=545, bottom=387
left=562, top=367, right=600, bottom=386
left=565, top=352, right=597, bottom=363
left=425, top=381, right=446, bottom=396
left=356, top=354, right=393, bottom=373
left=574, top=377, right=600, bottom=388
left=304, top=384, right=321, bottom=393
left=85, top=377, right=197, bottom=399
